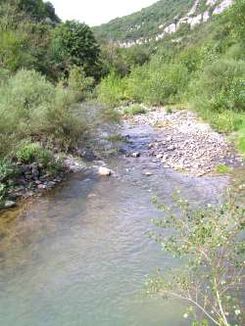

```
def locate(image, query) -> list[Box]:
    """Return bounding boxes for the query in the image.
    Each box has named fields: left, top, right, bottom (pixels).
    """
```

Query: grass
left=215, top=164, right=232, bottom=174
left=123, top=104, right=146, bottom=116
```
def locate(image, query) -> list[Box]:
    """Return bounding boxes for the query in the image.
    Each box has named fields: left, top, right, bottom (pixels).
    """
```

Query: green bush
left=208, top=110, right=245, bottom=133
left=148, top=196, right=244, bottom=326
left=0, top=159, right=15, bottom=182
left=67, top=66, right=94, bottom=100
left=97, top=71, right=127, bottom=107
left=191, top=59, right=245, bottom=115
left=0, top=159, right=17, bottom=204
left=16, top=142, right=63, bottom=174
left=16, top=143, right=49, bottom=164
left=126, top=62, right=189, bottom=105
left=0, top=69, right=85, bottom=157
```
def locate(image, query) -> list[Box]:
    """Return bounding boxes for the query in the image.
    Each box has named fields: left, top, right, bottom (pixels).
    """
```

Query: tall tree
left=51, top=20, right=101, bottom=78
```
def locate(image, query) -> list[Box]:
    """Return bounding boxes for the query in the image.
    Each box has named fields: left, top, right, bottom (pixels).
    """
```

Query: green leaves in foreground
left=147, top=195, right=245, bottom=326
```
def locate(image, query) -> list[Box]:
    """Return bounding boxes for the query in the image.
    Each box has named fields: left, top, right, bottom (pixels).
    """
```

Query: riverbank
left=122, top=105, right=244, bottom=176
left=1, top=103, right=244, bottom=210
left=0, top=153, right=89, bottom=210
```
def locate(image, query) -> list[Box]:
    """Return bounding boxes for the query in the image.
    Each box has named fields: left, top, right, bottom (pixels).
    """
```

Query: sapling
left=146, top=194, right=245, bottom=326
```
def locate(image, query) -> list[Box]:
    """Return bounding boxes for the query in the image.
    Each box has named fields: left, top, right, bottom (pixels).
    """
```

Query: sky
left=50, top=0, right=158, bottom=26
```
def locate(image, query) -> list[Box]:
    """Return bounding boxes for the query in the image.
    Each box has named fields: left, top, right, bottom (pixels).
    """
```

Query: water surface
left=0, top=124, right=229, bottom=326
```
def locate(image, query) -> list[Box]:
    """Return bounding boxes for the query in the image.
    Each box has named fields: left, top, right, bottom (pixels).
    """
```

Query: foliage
left=147, top=195, right=245, bottom=326
left=93, top=0, right=193, bottom=42
left=0, top=159, right=15, bottom=183
left=17, top=0, right=60, bottom=23
left=238, top=132, right=245, bottom=154
left=0, top=28, right=35, bottom=72
left=97, top=71, right=127, bottom=107
left=0, top=158, right=18, bottom=204
left=126, top=62, right=189, bottom=105
left=16, top=142, right=63, bottom=174
left=190, top=59, right=245, bottom=115
left=51, top=20, right=101, bottom=79
left=67, top=66, right=95, bottom=100
left=0, top=69, right=85, bottom=157
left=97, top=0, right=245, bottom=150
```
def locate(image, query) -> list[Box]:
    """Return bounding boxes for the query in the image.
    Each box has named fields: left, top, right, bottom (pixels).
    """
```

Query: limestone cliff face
left=118, top=0, right=234, bottom=48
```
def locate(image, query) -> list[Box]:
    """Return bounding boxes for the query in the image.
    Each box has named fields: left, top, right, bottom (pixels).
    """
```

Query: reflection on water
left=0, top=124, right=230, bottom=326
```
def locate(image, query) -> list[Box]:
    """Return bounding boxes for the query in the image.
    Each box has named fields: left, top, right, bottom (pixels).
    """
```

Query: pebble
left=144, top=172, right=153, bottom=176
left=131, top=152, right=141, bottom=158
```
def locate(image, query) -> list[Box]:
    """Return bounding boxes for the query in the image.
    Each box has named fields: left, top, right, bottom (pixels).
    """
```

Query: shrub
left=67, top=66, right=94, bottom=100
left=16, top=143, right=49, bottom=164
left=210, top=111, right=244, bottom=133
left=16, top=142, right=63, bottom=174
left=0, top=159, right=17, bottom=204
left=97, top=71, right=127, bottom=107
left=0, top=69, right=85, bottom=156
left=191, top=59, right=245, bottom=115
left=126, top=62, right=189, bottom=105
left=147, top=195, right=244, bottom=326
left=0, top=159, right=15, bottom=182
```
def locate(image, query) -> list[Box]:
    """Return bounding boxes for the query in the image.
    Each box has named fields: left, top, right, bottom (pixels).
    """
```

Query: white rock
left=131, top=152, right=141, bottom=158
left=144, top=172, right=153, bottom=176
left=98, top=167, right=112, bottom=176
left=4, top=200, right=16, bottom=208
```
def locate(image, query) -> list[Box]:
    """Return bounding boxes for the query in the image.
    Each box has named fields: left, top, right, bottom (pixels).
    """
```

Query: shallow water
left=0, top=123, right=229, bottom=326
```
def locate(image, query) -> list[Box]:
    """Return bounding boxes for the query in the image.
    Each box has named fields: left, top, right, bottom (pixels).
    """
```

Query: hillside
left=93, top=0, right=234, bottom=46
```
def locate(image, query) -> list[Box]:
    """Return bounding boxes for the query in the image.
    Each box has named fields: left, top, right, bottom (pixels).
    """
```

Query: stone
left=4, top=200, right=16, bottom=209
left=144, top=171, right=153, bottom=176
left=88, top=193, right=97, bottom=199
left=98, top=167, right=112, bottom=176
left=37, top=184, right=47, bottom=190
left=167, top=145, right=176, bottom=151
left=131, top=152, right=140, bottom=158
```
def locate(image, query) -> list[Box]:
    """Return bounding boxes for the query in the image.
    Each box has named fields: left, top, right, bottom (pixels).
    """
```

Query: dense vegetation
left=0, top=0, right=101, bottom=205
left=0, top=1, right=244, bottom=324
left=93, top=0, right=193, bottom=42
left=98, top=0, right=245, bottom=153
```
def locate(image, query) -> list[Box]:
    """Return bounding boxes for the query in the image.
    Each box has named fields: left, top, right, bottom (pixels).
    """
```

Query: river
left=0, top=121, right=230, bottom=326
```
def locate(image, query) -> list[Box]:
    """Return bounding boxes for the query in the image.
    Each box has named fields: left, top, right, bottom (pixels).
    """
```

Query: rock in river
left=131, top=152, right=141, bottom=158
left=98, top=167, right=112, bottom=176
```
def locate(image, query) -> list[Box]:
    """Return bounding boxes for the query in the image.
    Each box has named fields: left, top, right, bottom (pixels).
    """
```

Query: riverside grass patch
left=123, top=104, right=146, bottom=116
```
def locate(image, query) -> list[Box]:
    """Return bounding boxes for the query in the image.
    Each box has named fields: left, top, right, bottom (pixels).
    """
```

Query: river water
left=0, top=123, right=229, bottom=326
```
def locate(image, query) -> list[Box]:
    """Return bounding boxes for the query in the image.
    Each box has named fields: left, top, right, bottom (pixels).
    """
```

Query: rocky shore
left=1, top=155, right=88, bottom=209
left=1, top=105, right=243, bottom=210
left=124, top=106, right=243, bottom=176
